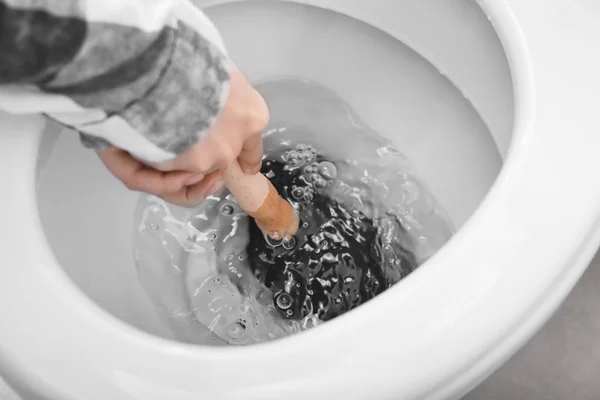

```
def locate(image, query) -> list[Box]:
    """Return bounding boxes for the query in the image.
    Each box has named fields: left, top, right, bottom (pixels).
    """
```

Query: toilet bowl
left=2, top=0, right=600, bottom=399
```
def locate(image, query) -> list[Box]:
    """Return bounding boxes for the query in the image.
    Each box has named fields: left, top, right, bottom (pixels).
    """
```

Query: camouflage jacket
left=0, top=0, right=232, bottom=163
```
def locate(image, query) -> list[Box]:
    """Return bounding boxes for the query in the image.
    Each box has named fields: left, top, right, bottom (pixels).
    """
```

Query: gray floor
left=465, top=250, right=600, bottom=400
left=3, top=252, right=600, bottom=400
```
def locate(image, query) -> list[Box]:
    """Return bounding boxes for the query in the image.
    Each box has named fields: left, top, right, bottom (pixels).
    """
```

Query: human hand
left=97, top=67, right=268, bottom=206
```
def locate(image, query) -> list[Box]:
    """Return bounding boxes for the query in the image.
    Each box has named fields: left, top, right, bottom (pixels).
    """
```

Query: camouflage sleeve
left=0, top=0, right=232, bottom=163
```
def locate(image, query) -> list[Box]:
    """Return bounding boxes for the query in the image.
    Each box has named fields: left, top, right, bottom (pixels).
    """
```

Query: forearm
left=0, top=0, right=231, bottom=163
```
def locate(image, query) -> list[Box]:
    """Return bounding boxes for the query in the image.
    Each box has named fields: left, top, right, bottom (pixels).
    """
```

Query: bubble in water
left=255, top=288, right=273, bottom=306
left=314, top=178, right=327, bottom=189
left=286, top=150, right=299, bottom=161
left=208, top=233, right=217, bottom=243
left=288, top=157, right=303, bottom=168
left=282, top=236, right=297, bottom=250
left=302, top=222, right=309, bottom=229
left=270, top=232, right=283, bottom=240
left=227, top=322, right=246, bottom=339
left=285, top=149, right=308, bottom=168
left=264, top=233, right=283, bottom=248
left=318, top=161, right=337, bottom=180
left=148, top=223, right=159, bottom=232
left=219, top=203, right=235, bottom=216
left=291, top=187, right=305, bottom=200
left=276, top=293, right=293, bottom=310
left=303, top=192, right=313, bottom=202
left=304, top=165, right=316, bottom=174
left=305, top=149, right=317, bottom=160
left=309, top=173, right=320, bottom=183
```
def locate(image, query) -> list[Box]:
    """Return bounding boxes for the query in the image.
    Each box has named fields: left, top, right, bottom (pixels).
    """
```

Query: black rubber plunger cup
left=246, top=158, right=418, bottom=322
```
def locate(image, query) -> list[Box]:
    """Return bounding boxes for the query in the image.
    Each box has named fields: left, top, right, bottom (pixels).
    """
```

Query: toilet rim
left=3, top=0, right=600, bottom=399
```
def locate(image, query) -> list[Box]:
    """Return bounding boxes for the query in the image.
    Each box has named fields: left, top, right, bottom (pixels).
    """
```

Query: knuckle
left=238, top=91, right=269, bottom=133
left=248, top=103, right=269, bottom=132
left=198, top=160, right=214, bottom=173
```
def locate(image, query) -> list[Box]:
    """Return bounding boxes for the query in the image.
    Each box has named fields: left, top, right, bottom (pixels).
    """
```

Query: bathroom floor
left=464, top=249, right=600, bottom=400
left=3, top=250, right=600, bottom=399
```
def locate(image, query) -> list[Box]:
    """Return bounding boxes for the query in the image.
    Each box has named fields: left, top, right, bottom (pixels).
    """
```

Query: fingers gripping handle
left=223, top=161, right=299, bottom=238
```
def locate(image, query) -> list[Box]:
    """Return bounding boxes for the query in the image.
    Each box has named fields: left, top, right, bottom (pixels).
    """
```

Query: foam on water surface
left=133, top=78, right=453, bottom=345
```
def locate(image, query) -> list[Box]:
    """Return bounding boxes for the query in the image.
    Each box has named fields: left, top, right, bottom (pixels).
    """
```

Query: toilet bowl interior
left=35, top=0, right=514, bottom=344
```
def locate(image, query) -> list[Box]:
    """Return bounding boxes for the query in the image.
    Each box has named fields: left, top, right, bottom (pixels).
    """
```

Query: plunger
left=223, top=160, right=299, bottom=239
left=241, top=158, right=418, bottom=322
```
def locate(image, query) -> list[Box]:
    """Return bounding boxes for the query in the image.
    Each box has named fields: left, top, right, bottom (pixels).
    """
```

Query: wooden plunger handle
left=223, top=161, right=299, bottom=239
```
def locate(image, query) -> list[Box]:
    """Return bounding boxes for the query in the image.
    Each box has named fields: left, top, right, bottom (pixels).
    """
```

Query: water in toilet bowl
left=132, top=78, right=453, bottom=345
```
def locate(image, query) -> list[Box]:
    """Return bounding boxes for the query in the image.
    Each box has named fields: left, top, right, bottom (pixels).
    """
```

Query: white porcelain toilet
left=3, top=0, right=600, bottom=399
